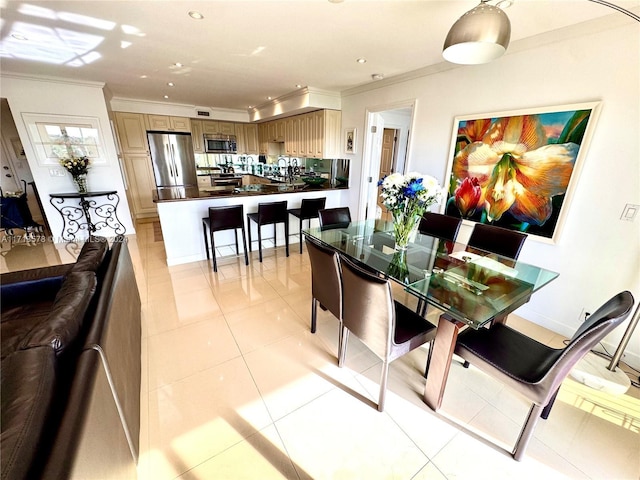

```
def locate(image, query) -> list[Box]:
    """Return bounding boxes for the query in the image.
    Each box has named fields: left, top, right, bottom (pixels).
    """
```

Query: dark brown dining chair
left=202, top=205, right=249, bottom=272
left=467, top=223, right=527, bottom=260
left=288, top=197, right=326, bottom=254
left=247, top=200, right=289, bottom=262
left=460, top=222, right=528, bottom=367
left=305, top=236, right=342, bottom=347
left=416, top=212, right=463, bottom=318
left=339, top=255, right=437, bottom=412
left=418, top=212, right=462, bottom=242
left=318, top=207, right=351, bottom=229
left=454, top=291, right=634, bottom=461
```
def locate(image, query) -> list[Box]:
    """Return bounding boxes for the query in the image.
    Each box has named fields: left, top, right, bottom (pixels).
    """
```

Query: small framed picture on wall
left=345, top=127, right=356, bottom=154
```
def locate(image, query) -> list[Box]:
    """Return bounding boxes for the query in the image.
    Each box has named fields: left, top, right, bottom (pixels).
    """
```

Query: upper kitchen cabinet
left=190, top=119, right=204, bottom=154
left=146, top=115, right=191, bottom=132
left=114, top=112, right=149, bottom=153
left=283, top=110, right=341, bottom=159
left=258, top=123, right=269, bottom=154
left=313, top=109, right=341, bottom=159
left=202, top=120, right=235, bottom=136
left=267, top=120, right=286, bottom=142
left=235, top=123, right=259, bottom=155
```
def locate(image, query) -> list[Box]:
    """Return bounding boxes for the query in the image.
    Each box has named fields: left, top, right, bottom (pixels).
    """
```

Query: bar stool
left=247, top=200, right=289, bottom=262
left=287, top=197, right=326, bottom=254
left=202, top=205, right=249, bottom=272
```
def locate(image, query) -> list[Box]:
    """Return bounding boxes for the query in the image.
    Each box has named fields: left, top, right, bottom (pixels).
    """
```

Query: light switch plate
left=620, top=203, right=639, bottom=221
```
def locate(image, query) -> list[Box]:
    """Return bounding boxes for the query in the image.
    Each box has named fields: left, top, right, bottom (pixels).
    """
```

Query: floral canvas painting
left=444, top=102, right=599, bottom=243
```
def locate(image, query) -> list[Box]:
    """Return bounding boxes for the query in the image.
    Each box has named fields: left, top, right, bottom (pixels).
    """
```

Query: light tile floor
left=2, top=224, right=639, bottom=479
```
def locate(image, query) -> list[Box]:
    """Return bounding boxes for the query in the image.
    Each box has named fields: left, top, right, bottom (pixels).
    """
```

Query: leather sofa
left=1, top=235, right=141, bottom=480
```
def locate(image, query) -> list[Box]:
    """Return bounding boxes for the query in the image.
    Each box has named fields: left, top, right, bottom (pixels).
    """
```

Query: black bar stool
left=247, top=201, right=289, bottom=262
left=288, top=197, right=326, bottom=254
left=202, top=205, right=249, bottom=272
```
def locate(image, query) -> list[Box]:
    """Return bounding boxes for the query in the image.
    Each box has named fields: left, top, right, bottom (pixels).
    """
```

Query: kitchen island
left=154, top=182, right=349, bottom=266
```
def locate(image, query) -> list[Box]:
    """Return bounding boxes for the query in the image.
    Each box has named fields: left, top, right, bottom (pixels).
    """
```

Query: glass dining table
left=304, top=220, right=559, bottom=411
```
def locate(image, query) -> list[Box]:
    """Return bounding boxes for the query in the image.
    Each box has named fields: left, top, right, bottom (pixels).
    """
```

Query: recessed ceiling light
left=174, top=62, right=183, bottom=67
left=267, top=96, right=272, bottom=100
left=140, top=75, right=148, bottom=79
left=163, top=95, right=169, bottom=99
left=167, top=82, right=175, bottom=87
left=188, top=11, right=204, bottom=20
left=371, top=73, right=384, bottom=80
left=496, top=0, right=513, bottom=8
left=356, top=57, right=367, bottom=64
left=295, top=84, right=302, bottom=88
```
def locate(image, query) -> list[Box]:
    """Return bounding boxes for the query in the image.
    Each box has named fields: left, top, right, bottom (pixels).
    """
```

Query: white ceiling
left=1, top=0, right=638, bottom=112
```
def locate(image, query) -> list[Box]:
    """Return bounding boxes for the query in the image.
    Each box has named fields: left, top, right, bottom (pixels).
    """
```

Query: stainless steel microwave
left=204, top=134, right=237, bottom=153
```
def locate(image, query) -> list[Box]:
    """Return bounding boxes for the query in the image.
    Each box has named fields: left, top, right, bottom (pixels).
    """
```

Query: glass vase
left=392, top=210, right=421, bottom=250
left=73, top=174, right=88, bottom=194
left=387, top=248, right=410, bottom=283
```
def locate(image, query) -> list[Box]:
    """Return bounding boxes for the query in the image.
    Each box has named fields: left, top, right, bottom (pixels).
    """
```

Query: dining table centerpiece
left=378, top=172, right=443, bottom=250
left=59, top=156, right=91, bottom=194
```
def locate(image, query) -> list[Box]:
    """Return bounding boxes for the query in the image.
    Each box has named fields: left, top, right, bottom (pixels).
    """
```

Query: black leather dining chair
left=460, top=222, right=528, bottom=368
left=318, top=207, right=351, bottom=229
left=247, top=201, right=289, bottom=262
left=467, top=223, right=527, bottom=260
left=288, top=197, right=326, bottom=254
left=416, top=212, right=463, bottom=318
left=202, top=205, right=249, bottom=272
left=454, top=291, right=634, bottom=461
left=339, top=255, right=437, bottom=412
left=305, top=236, right=342, bottom=350
left=418, top=212, right=462, bottom=242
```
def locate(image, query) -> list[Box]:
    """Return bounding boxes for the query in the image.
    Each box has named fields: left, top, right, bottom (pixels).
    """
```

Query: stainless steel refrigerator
left=147, top=132, right=197, bottom=196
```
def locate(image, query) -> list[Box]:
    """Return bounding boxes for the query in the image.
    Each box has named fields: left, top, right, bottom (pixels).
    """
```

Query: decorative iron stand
left=49, top=190, right=126, bottom=241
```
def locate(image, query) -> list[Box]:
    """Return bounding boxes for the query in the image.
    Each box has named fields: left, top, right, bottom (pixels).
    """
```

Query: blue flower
left=403, top=178, right=425, bottom=198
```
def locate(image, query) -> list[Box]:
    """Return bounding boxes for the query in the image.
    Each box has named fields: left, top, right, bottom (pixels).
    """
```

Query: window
left=22, top=113, right=107, bottom=165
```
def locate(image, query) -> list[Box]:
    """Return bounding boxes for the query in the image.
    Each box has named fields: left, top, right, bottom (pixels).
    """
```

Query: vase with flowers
left=60, top=156, right=91, bottom=194
left=378, top=172, right=443, bottom=250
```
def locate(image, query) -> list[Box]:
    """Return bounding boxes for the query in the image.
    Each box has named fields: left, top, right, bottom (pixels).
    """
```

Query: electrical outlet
left=49, top=168, right=65, bottom=177
left=578, top=307, right=591, bottom=322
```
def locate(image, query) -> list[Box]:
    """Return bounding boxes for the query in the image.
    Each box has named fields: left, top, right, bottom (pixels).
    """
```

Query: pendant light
left=442, top=0, right=511, bottom=65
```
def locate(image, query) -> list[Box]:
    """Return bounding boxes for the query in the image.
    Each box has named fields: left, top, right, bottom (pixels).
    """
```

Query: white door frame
left=358, top=99, right=417, bottom=221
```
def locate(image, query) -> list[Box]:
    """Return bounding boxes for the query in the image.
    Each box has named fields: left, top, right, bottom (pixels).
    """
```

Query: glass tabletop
left=304, top=220, right=559, bottom=329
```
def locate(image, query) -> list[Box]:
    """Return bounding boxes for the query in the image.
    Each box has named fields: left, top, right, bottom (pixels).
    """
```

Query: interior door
left=363, top=113, right=385, bottom=221
left=377, top=128, right=396, bottom=222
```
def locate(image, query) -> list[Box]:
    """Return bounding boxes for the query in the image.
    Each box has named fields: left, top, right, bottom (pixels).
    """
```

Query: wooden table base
left=424, top=314, right=464, bottom=410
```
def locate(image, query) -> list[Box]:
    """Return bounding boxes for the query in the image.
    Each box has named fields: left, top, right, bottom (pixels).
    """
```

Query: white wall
left=0, top=74, right=135, bottom=240
left=341, top=21, right=640, bottom=368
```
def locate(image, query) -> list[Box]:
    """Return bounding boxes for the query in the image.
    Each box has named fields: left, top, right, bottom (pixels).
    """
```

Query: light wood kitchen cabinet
left=285, top=118, right=296, bottom=156
left=146, top=115, right=191, bottom=132
left=190, top=119, right=204, bottom=153
left=258, top=123, right=268, bottom=154
left=202, top=120, right=235, bottom=135
left=235, top=123, right=259, bottom=155
left=303, top=114, right=314, bottom=157
left=267, top=120, right=286, bottom=142
left=313, top=109, right=342, bottom=159
left=121, top=152, right=157, bottom=218
left=283, top=110, right=341, bottom=159
left=114, top=112, right=149, bottom=153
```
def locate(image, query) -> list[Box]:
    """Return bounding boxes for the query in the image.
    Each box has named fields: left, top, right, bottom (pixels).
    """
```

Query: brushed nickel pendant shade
left=442, top=1, right=511, bottom=65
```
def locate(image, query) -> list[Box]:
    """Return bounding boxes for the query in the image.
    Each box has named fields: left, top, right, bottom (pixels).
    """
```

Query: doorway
left=376, top=128, right=397, bottom=222
left=359, top=102, right=415, bottom=221
left=0, top=99, right=46, bottom=227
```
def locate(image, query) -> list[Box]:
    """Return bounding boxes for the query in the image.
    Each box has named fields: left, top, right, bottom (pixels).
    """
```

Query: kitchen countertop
left=154, top=182, right=348, bottom=202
